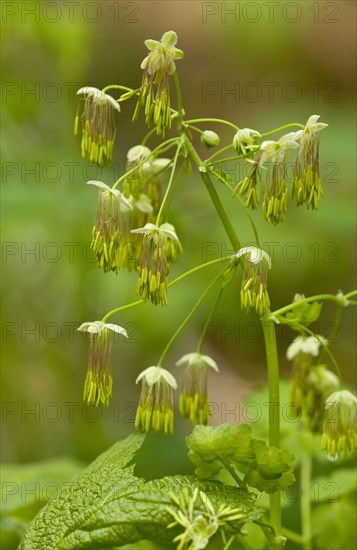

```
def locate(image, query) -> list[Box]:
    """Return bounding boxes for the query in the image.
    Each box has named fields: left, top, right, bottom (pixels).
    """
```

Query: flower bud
left=200, top=130, right=220, bottom=150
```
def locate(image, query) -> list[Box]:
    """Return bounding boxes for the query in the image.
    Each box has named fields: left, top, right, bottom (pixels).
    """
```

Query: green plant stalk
left=271, top=291, right=357, bottom=317
left=175, top=70, right=284, bottom=544
left=301, top=452, right=312, bottom=550
left=173, top=72, right=240, bottom=250
left=156, top=141, right=182, bottom=225
left=197, top=286, right=225, bottom=353
left=184, top=139, right=240, bottom=250
left=102, top=257, right=229, bottom=322
left=157, top=268, right=226, bottom=367
left=262, top=313, right=282, bottom=542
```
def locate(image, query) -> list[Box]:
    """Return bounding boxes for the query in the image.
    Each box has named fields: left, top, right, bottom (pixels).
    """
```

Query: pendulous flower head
left=78, top=321, right=128, bottom=407
left=292, top=115, right=328, bottom=210
left=234, top=162, right=260, bottom=209
left=303, top=365, right=340, bottom=431
left=322, top=390, right=357, bottom=459
left=74, top=87, right=120, bottom=167
left=131, top=222, right=182, bottom=306
left=176, top=352, right=219, bottom=426
left=88, top=180, right=134, bottom=273
left=123, top=145, right=171, bottom=214
left=286, top=335, right=327, bottom=361
left=236, top=247, right=272, bottom=316
left=133, top=31, right=184, bottom=136
left=259, top=133, right=299, bottom=225
left=233, top=128, right=261, bottom=156
left=135, top=366, right=177, bottom=434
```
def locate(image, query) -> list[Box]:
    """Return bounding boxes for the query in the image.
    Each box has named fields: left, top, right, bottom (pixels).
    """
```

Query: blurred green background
left=1, top=0, right=356, bottom=547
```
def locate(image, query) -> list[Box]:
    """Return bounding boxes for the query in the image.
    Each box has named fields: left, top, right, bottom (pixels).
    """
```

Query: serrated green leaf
left=19, top=434, right=263, bottom=550
left=1, top=457, right=84, bottom=550
left=19, top=434, right=146, bottom=550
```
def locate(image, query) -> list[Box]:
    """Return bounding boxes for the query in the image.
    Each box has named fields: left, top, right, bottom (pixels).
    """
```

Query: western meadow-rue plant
left=19, top=30, right=356, bottom=550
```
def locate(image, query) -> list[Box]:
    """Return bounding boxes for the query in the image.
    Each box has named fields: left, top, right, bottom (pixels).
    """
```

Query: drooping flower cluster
left=132, top=222, right=182, bottom=306
left=233, top=128, right=261, bottom=156
left=236, top=247, right=272, bottom=316
left=88, top=181, right=134, bottom=273
left=260, top=133, right=299, bottom=225
left=322, top=390, right=357, bottom=459
left=74, top=87, right=120, bottom=167
left=292, top=115, right=328, bottom=209
left=78, top=321, right=128, bottom=407
left=176, top=352, right=219, bottom=426
left=287, top=335, right=336, bottom=430
left=135, top=366, right=177, bottom=434
left=122, top=145, right=171, bottom=215
left=234, top=116, right=328, bottom=224
left=133, top=31, right=184, bottom=136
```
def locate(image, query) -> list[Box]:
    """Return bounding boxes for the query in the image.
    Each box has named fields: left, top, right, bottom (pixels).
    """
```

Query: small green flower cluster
left=236, top=247, right=272, bottom=317
left=133, top=31, right=184, bottom=136
left=287, top=333, right=356, bottom=459
left=234, top=116, right=328, bottom=225
left=74, top=88, right=120, bottom=167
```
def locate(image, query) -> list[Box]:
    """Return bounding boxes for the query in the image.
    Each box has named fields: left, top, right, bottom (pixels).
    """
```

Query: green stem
left=235, top=534, right=250, bottom=550
left=206, top=144, right=234, bottom=163
left=141, top=127, right=157, bottom=146
left=184, top=138, right=240, bottom=250
left=209, top=169, right=260, bottom=247
left=222, top=461, right=246, bottom=489
left=102, top=299, right=144, bottom=323
left=281, top=528, right=304, bottom=545
left=272, top=292, right=354, bottom=317
left=157, top=269, right=226, bottom=367
left=301, top=452, right=312, bottom=550
left=261, top=313, right=281, bottom=538
left=210, top=150, right=258, bottom=165
left=344, top=290, right=357, bottom=299
left=168, top=257, right=231, bottom=287
left=156, top=141, right=182, bottom=225
left=256, top=522, right=284, bottom=550
left=102, top=257, right=230, bottom=322
left=173, top=71, right=183, bottom=131
left=102, top=84, right=135, bottom=94
left=224, top=535, right=241, bottom=550
left=198, top=286, right=225, bottom=353
left=186, top=117, right=238, bottom=131
left=186, top=124, right=204, bottom=135
left=260, top=123, right=305, bottom=137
